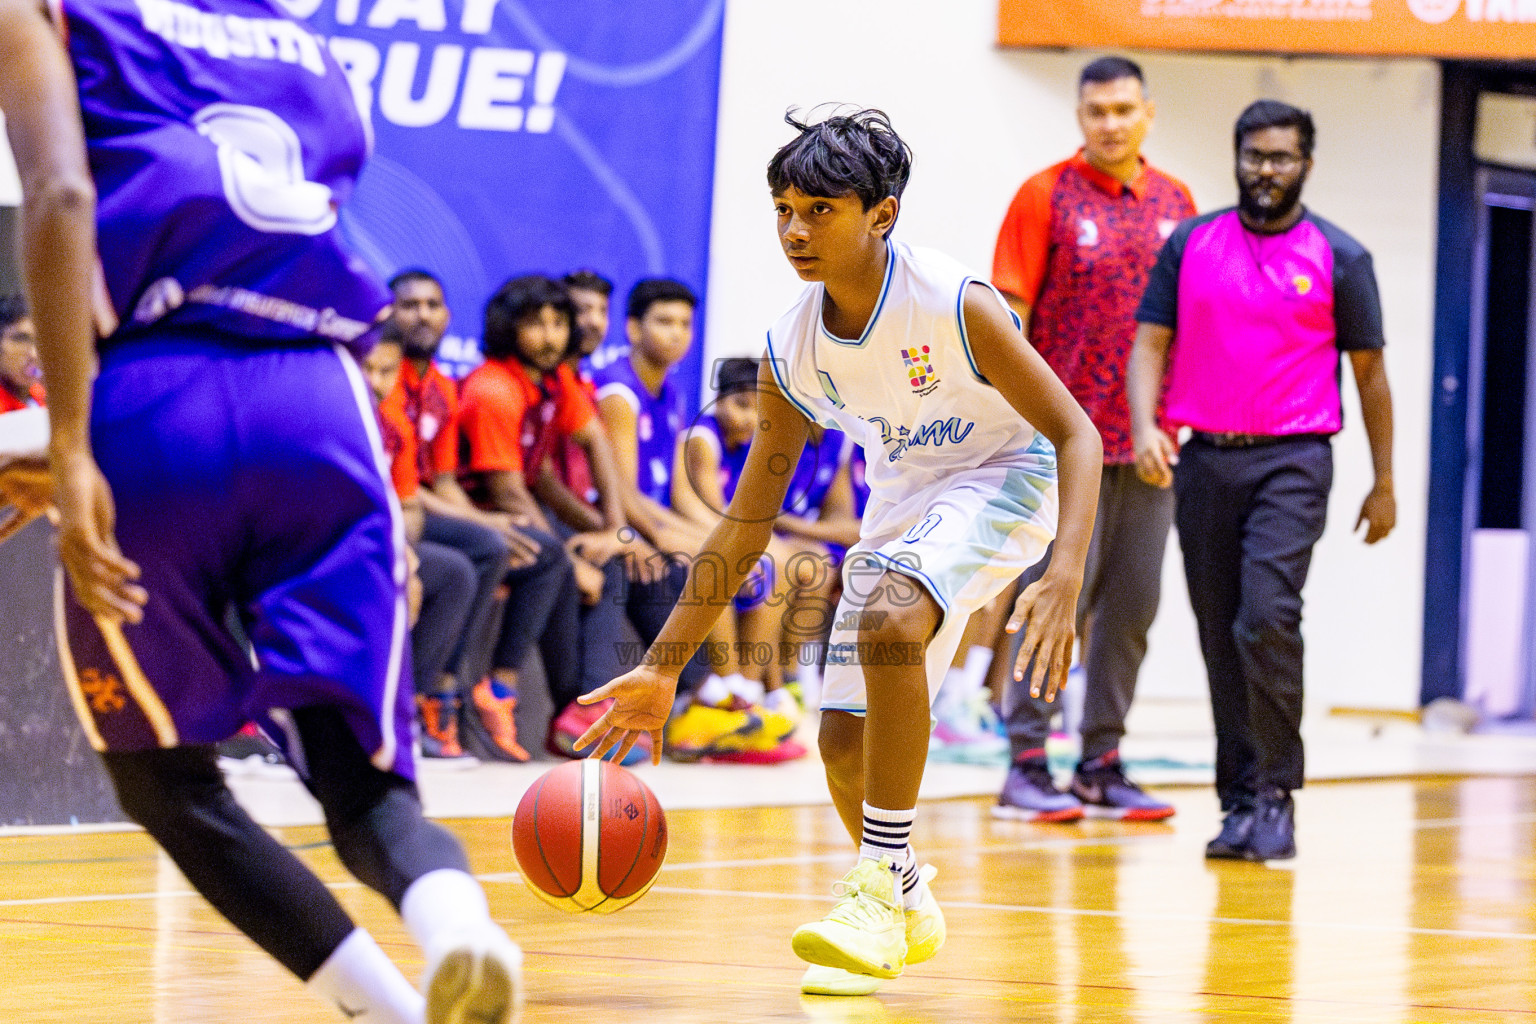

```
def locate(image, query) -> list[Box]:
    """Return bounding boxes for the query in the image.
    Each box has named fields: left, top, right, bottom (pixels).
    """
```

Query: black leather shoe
left=1245, top=789, right=1296, bottom=861
left=1205, top=801, right=1257, bottom=859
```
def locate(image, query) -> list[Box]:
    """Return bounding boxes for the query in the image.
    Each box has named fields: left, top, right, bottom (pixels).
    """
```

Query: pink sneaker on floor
left=548, top=698, right=652, bottom=766
left=703, top=738, right=809, bottom=765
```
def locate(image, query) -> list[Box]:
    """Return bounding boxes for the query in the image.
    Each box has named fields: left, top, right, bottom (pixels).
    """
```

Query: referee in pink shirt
left=1128, top=100, right=1396, bottom=862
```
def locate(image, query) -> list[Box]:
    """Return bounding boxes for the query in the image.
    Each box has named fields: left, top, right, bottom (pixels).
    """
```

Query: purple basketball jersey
left=849, top=444, right=870, bottom=517
left=784, top=426, right=846, bottom=518
left=697, top=414, right=748, bottom=503
left=64, top=0, right=390, bottom=353
left=590, top=347, right=688, bottom=506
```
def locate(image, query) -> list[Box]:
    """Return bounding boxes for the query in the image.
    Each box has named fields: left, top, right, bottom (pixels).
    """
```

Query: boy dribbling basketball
left=579, top=109, right=1101, bottom=993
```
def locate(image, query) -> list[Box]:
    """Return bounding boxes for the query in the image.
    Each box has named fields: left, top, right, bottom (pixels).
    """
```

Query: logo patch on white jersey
left=900, top=345, right=939, bottom=396
left=1077, top=219, right=1100, bottom=247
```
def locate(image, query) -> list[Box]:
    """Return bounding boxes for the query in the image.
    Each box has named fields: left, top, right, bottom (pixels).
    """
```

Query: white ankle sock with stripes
left=859, top=803, right=921, bottom=907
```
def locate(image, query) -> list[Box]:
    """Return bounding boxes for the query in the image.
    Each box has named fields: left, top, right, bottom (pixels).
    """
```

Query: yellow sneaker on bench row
left=791, top=857, right=907, bottom=980
left=904, top=863, right=946, bottom=964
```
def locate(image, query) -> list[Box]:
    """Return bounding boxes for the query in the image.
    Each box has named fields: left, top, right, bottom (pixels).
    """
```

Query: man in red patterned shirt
left=989, top=56, right=1195, bottom=823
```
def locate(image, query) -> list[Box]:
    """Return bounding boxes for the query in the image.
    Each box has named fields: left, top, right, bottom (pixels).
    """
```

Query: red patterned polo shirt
left=992, top=151, right=1195, bottom=463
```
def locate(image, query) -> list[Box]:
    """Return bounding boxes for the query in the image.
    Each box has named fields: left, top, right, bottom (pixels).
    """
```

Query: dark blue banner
left=301, top=0, right=724, bottom=404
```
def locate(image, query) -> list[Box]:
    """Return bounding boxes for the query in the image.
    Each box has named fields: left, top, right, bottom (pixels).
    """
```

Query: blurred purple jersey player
left=590, top=278, right=696, bottom=506
left=784, top=422, right=846, bottom=518
left=0, top=2, right=522, bottom=1022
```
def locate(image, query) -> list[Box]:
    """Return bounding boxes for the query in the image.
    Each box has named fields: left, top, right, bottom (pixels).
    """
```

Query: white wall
left=704, top=0, right=1439, bottom=711
left=0, top=114, right=18, bottom=206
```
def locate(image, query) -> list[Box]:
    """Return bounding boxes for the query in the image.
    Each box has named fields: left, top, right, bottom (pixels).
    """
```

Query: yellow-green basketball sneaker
left=800, top=964, right=883, bottom=996
left=791, top=857, right=907, bottom=980
left=904, top=863, right=945, bottom=964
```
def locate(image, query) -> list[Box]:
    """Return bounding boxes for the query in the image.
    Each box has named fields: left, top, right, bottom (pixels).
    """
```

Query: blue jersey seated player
left=0, top=4, right=523, bottom=1021
left=674, top=356, right=859, bottom=761
left=590, top=279, right=797, bottom=760
left=362, top=325, right=481, bottom=767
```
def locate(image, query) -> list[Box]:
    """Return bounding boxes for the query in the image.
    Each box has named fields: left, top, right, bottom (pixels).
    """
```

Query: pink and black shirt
left=1136, top=207, right=1385, bottom=437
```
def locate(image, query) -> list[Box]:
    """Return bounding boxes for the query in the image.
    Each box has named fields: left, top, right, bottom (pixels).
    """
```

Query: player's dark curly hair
left=482, top=275, right=574, bottom=360
left=0, top=295, right=28, bottom=333
left=766, top=108, right=913, bottom=234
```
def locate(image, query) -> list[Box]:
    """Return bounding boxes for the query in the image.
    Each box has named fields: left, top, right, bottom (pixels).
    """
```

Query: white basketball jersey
left=766, top=241, right=1055, bottom=539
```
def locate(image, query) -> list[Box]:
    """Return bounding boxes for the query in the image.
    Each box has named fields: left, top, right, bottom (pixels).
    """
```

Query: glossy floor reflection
left=2, top=777, right=1534, bottom=1022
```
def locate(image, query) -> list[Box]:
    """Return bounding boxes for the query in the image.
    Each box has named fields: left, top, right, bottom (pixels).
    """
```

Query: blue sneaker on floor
left=991, top=758, right=1084, bottom=822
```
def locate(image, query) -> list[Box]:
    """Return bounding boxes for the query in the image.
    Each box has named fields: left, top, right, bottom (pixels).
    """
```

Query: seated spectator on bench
left=387, top=269, right=537, bottom=763
left=361, top=327, right=479, bottom=765
left=457, top=275, right=602, bottom=762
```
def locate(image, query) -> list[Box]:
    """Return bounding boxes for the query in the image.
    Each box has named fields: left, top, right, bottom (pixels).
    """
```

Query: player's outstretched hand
left=0, top=452, right=54, bottom=544
left=576, top=665, right=678, bottom=766
left=52, top=449, right=146, bottom=624
left=1006, top=570, right=1081, bottom=703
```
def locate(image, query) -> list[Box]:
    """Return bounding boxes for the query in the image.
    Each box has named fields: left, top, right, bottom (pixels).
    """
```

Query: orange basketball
left=511, top=759, right=668, bottom=913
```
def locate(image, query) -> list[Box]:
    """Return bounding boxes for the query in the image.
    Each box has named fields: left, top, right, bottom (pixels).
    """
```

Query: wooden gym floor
left=2, top=775, right=1534, bottom=1023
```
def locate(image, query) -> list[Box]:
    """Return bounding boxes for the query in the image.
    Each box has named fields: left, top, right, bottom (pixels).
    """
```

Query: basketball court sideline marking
left=636, top=886, right=1536, bottom=943
left=5, top=876, right=1536, bottom=945
left=5, top=807, right=1536, bottom=931
left=475, top=830, right=1172, bottom=882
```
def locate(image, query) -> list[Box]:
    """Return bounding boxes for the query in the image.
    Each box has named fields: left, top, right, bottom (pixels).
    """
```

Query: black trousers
left=576, top=557, right=710, bottom=708
left=421, top=511, right=510, bottom=689
left=1174, top=436, right=1332, bottom=808
left=411, top=540, right=476, bottom=696
left=492, top=525, right=581, bottom=704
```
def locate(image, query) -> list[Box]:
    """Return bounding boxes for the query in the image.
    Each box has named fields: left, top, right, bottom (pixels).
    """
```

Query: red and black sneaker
left=1070, top=750, right=1175, bottom=821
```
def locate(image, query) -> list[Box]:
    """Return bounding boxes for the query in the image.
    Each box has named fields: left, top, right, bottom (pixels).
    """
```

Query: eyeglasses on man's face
left=1238, top=149, right=1304, bottom=174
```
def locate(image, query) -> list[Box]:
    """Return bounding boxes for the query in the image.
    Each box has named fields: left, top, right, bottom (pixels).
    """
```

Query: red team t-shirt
left=398, top=358, right=459, bottom=486
left=376, top=387, right=419, bottom=501
left=553, top=369, right=600, bottom=503
left=993, top=151, right=1195, bottom=463
left=459, top=358, right=597, bottom=495
left=0, top=381, right=46, bottom=414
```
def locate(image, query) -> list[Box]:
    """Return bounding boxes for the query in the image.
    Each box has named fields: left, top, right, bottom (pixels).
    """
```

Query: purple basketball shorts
left=56, top=334, right=416, bottom=780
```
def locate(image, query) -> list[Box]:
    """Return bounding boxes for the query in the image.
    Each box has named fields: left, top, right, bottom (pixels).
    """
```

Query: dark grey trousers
left=1174, top=436, right=1332, bottom=808
left=1004, top=464, right=1176, bottom=763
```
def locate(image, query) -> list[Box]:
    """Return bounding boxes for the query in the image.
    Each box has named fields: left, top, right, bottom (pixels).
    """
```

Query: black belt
left=1189, top=430, right=1329, bottom=449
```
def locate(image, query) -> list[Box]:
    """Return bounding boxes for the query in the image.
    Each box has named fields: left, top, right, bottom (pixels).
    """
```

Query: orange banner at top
left=999, top=0, right=1536, bottom=61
